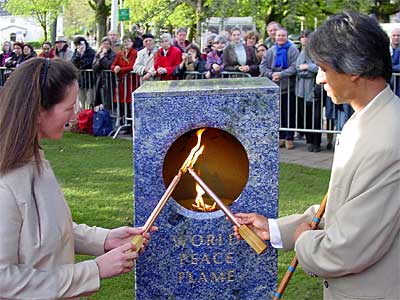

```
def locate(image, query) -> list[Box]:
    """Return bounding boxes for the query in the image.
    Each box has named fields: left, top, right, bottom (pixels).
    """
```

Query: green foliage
left=41, top=132, right=328, bottom=299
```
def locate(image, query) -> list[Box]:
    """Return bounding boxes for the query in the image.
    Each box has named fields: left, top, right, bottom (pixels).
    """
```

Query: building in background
left=0, top=1, right=43, bottom=42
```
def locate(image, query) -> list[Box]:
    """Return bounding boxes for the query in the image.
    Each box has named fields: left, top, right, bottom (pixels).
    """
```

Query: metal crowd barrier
left=1, top=67, right=398, bottom=139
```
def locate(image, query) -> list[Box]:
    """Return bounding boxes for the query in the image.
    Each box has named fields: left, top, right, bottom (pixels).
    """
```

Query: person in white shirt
left=132, top=33, right=156, bottom=85
left=233, top=12, right=400, bottom=300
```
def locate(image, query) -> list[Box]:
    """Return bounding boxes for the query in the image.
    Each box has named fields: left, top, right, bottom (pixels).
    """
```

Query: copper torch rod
left=187, top=167, right=268, bottom=255
left=131, top=170, right=183, bottom=251
left=271, top=192, right=328, bottom=300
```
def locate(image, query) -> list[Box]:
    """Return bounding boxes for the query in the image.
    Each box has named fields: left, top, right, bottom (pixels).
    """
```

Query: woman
left=205, top=34, right=226, bottom=79
left=256, top=44, right=268, bottom=63
left=93, top=37, right=116, bottom=108
left=23, top=44, right=37, bottom=61
left=173, top=44, right=206, bottom=79
left=72, top=36, right=96, bottom=109
left=111, top=35, right=138, bottom=128
left=295, top=30, right=321, bottom=152
left=223, top=27, right=259, bottom=76
left=5, top=42, right=24, bottom=68
left=0, top=41, right=15, bottom=67
left=0, top=58, right=154, bottom=299
left=260, top=28, right=299, bottom=150
left=245, top=31, right=259, bottom=50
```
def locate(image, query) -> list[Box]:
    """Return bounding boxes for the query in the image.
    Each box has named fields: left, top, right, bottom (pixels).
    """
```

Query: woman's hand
left=114, top=65, right=121, bottom=74
left=104, top=226, right=157, bottom=252
left=95, top=242, right=138, bottom=279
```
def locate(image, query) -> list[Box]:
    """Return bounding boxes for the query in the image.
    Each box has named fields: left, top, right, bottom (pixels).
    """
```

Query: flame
left=192, top=182, right=217, bottom=212
left=179, top=128, right=216, bottom=212
left=180, top=128, right=206, bottom=173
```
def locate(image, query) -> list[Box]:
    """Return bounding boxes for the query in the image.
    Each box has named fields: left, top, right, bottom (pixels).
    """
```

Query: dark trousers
left=279, top=90, right=296, bottom=140
left=303, top=99, right=322, bottom=147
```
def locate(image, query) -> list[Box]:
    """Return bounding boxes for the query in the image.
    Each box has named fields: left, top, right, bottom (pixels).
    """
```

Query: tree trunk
left=195, top=0, right=202, bottom=43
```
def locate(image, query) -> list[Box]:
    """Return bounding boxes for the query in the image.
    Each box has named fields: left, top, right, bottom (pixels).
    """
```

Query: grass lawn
left=41, top=132, right=330, bottom=300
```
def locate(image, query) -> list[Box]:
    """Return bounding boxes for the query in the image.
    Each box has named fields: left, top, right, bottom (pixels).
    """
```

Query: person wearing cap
left=55, top=36, right=73, bottom=61
left=132, top=33, right=156, bottom=85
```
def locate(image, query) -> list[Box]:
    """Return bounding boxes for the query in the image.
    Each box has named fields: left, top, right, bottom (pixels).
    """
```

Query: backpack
left=77, top=109, right=94, bottom=134
left=93, top=108, right=113, bottom=136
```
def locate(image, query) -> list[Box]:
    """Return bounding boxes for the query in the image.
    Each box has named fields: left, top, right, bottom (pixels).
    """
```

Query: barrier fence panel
left=2, top=66, right=399, bottom=139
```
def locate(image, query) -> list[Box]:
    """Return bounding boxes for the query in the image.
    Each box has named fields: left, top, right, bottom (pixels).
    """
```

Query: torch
left=187, top=167, right=268, bottom=255
left=271, top=193, right=328, bottom=300
left=131, top=129, right=206, bottom=252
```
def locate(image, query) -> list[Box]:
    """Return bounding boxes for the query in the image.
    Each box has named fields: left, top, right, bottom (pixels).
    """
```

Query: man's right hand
left=233, top=213, right=270, bottom=241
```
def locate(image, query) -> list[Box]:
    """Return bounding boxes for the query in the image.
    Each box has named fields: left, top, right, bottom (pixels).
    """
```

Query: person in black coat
left=93, top=37, right=116, bottom=108
left=5, top=42, right=24, bottom=69
left=72, top=37, right=96, bottom=109
left=173, top=44, right=206, bottom=79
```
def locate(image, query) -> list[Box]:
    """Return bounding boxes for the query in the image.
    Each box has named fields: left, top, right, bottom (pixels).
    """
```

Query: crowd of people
left=2, top=22, right=400, bottom=151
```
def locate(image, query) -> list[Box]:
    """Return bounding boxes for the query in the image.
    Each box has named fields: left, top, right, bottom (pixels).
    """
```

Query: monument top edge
left=134, top=77, right=278, bottom=94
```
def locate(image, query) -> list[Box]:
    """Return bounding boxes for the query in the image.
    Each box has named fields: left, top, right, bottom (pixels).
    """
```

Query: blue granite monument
left=133, top=78, right=279, bottom=300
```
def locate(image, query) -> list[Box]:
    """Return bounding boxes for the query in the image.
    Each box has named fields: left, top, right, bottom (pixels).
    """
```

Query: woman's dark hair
left=306, top=11, right=392, bottom=81
left=187, top=44, right=201, bottom=59
left=13, top=42, right=23, bottom=49
left=73, top=36, right=89, bottom=48
left=23, top=44, right=34, bottom=53
left=300, top=29, right=312, bottom=38
left=42, top=41, right=52, bottom=48
left=0, top=58, right=78, bottom=174
left=245, top=31, right=260, bottom=43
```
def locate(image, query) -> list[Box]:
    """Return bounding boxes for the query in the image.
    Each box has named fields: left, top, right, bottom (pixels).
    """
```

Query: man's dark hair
left=306, top=11, right=392, bottom=81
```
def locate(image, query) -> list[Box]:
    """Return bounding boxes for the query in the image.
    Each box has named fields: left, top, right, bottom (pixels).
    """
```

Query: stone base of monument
left=133, top=78, right=279, bottom=299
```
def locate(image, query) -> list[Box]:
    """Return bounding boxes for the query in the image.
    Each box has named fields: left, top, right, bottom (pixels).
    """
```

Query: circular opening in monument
left=163, top=127, right=249, bottom=212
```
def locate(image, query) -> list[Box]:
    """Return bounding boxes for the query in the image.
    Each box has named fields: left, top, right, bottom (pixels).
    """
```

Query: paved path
left=279, top=138, right=334, bottom=170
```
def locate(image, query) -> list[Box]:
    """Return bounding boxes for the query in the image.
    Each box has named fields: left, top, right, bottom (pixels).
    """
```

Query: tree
left=88, top=0, right=110, bottom=44
left=3, top=0, right=68, bottom=41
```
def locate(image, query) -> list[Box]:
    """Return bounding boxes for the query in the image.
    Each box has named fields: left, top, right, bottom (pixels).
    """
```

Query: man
left=173, top=27, right=190, bottom=53
left=54, top=36, right=73, bottom=61
left=263, top=21, right=281, bottom=48
left=132, top=33, right=156, bottom=85
left=390, top=28, right=400, bottom=55
left=260, top=28, right=299, bottom=150
left=390, top=28, right=400, bottom=95
left=154, top=33, right=182, bottom=80
left=38, top=42, right=55, bottom=58
left=107, top=30, right=121, bottom=52
left=235, top=12, right=400, bottom=300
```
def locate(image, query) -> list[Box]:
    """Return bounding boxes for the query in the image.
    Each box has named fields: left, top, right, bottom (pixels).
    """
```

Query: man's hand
left=293, top=222, right=312, bottom=243
left=232, top=213, right=270, bottom=241
left=272, top=72, right=281, bottom=81
left=143, top=73, right=152, bottom=81
left=104, top=226, right=157, bottom=252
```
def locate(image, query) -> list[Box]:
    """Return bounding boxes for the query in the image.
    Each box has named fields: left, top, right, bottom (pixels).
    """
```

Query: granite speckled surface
left=133, top=78, right=279, bottom=300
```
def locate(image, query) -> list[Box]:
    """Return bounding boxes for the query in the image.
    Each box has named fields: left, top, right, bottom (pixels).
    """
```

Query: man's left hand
left=294, top=222, right=312, bottom=243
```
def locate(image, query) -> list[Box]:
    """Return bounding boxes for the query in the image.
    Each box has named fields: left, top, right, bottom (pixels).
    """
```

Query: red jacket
left=111, top=47, right=138, bottom=103
left=154, top=46, right=182, bottom=80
